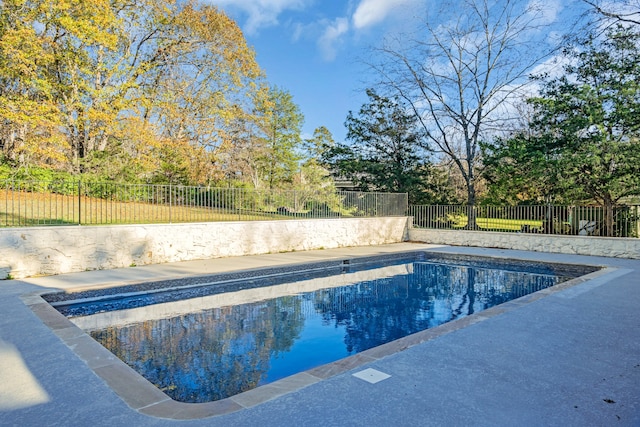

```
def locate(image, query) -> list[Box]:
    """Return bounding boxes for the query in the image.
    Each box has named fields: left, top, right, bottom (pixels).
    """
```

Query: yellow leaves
left=150, top=136, right=214, bottom=184
left=0, top=96, right=69, bottom=166
left=111, top=116, right=223, bottom=185
left=1, top=0, right=267, bottom=183
left=1, top=29, right=42, bottom=77
left=0, top=11, right=56, bottom=88
left=43, top=0, right=120, bottom=50
left=0, top=97, right=59, bottom=125
left=113, top=117, right=160, bottom=175
left=174, top=0, right=262, bottom=83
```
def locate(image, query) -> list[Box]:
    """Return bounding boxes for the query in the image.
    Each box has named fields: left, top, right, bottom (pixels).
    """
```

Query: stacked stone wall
left=0, top=217, right=410, bottom=278
left=409, top=228, right=640, bottom=259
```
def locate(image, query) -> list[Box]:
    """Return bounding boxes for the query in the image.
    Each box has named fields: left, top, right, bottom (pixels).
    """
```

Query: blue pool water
left=58, top=253, right=594, bottom=403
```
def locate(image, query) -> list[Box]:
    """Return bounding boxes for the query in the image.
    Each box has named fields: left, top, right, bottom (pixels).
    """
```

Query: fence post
left=4, top=181, right=8, bottom=227
left=168, top=183, right=172, bottom=224
left=78, top=180, right=82, bottom=225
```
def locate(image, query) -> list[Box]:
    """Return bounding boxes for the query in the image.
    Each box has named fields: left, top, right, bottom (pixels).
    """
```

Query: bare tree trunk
left=603, top=197, right=615, bottom=237
left=465, top=180, right=478, bottom=230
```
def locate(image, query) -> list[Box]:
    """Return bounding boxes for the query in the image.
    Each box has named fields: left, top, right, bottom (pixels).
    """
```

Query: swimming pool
left=48, top=252, right=598, bottom=404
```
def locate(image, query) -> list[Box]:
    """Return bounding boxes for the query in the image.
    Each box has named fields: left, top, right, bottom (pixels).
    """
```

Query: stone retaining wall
left=409, top=228, right=640, bottom=259
left=1, top=217, right=410, bottom=279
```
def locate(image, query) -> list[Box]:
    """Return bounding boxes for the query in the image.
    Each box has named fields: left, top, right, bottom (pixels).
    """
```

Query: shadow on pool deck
left=2, top=243, right=639, bottom=426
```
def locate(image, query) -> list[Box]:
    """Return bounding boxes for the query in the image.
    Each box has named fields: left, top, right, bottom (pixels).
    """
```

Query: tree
left=133, top=1, right=262, bottom=170
left=481, top=130, right=574, bottom=205
left=324, top=89, right=436, bottom=204
left=298, top=126, right=335, bottom=191
left=291, top=126, right=343, bottom=213
left=0, top=0, right=263, bottom=183
left=0, top=0, right=120, bottom=169
left=583, top=0, right=640, bottom=27
left=214, top=109, right=264, bottom=187
left=527, top=25, right=640, bottom=236
left=371, top=0, right=553, bottom=209
left=303, top=125, right=334, bottom=160
left=253, top=86, right=304, bottom=189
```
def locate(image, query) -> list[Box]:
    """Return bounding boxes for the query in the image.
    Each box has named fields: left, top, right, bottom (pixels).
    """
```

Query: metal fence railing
left=0, top=180, right=408, bottom=227
left=409, top=204, right=640, bottom=238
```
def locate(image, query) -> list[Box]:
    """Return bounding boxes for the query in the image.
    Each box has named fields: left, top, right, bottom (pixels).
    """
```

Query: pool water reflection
left=71, top=258, right=569, bottom=403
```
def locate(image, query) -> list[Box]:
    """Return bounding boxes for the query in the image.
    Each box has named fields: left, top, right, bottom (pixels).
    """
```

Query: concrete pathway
left=1, top=243, right=639, bottom=426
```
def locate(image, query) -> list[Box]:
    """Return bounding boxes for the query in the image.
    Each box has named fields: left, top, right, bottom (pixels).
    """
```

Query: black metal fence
left=0, top=180, right=408, bottom=227
left=409, top=204, right=640, bottom=238
left=6, top=179, right=637, bottom=238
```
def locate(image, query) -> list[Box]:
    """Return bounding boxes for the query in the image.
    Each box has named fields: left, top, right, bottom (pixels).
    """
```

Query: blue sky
left=206, top=0, right=428, bottom=143
left=206, top=0, right=586, bottom=143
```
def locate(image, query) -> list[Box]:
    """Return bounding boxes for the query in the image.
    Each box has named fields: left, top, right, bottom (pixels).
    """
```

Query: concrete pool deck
left=1, top=243, right=639, bottom=426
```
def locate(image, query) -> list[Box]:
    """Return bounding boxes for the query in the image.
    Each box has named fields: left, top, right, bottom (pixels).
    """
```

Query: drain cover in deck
left=352, top=368, right=391, bottom=384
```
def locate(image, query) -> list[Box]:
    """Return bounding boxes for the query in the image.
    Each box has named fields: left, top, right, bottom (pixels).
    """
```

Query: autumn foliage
left=0, top=0, right=279, bottom=185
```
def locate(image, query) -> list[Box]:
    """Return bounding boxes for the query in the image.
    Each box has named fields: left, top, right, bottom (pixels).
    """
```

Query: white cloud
left=352, top=0, right=416, bottom=30
left=318, top=18, right=350, bottom=61
left=206, top=0, right=309, bottom=34
left=527, top=0, right=563, bottom=25
left=528, top=54, right=574, bottom=81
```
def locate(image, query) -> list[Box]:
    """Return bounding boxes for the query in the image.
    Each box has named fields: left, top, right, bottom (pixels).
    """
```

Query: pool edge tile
left=230, top=372, right=321, bottom=409
left=27, top=301, right=74, bottom=330
left=93, top=363, right=171, bottom=410
left=64, top=334, right=121, bottom=370
left=307, top=353, right=377, bottom=379
left=139, top=398, right=243, bottom=420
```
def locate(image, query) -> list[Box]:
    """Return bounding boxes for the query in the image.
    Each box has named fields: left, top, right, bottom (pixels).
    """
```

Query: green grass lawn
left=437, top=214, right=543, bottom=232
left=1, top=191, right=551, bottom=231
left=0, top=191, right=296, bottom=226
left=474, top=217, right=543, bottom=231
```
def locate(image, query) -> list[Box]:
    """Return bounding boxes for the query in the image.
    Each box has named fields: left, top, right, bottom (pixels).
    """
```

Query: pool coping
left=20, top=252, right=617, bottom=420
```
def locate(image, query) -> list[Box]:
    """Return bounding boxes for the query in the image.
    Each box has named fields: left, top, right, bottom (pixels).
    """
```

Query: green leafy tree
left=254, top=86, right=304, bottom=189
left=485, top=25, right=640, bottom=235
left=324, top=89, right=437, bottom=204
left=293, top=126, right=342, bottom=213
left=297, top=126, right=335, bottom=190
left=303, top=125, right=333, bottom=159
left=481, top=131, right=572, bottom=205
